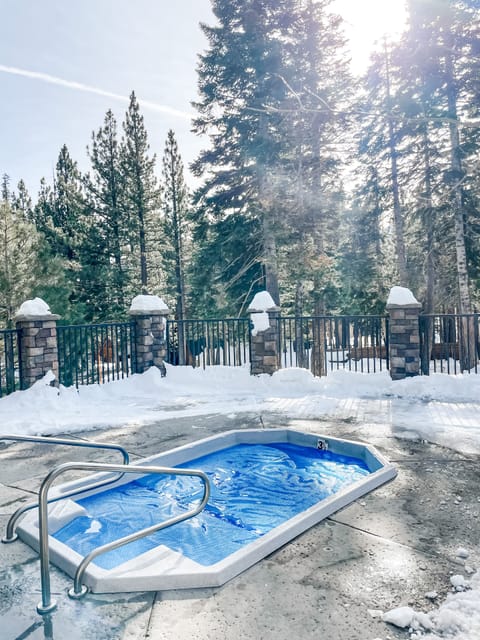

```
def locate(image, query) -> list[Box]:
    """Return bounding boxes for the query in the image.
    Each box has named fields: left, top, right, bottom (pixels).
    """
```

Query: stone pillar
left=14, top=298, right=60, bottom=388
left=386, top=286, right=422, bottom=380
left=248, top=291, right=281, bottom=376
left=129, top=295, right=170, bottom=377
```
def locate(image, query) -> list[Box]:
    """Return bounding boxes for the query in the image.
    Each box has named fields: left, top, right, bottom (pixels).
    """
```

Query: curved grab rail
left=36, top=461, right=210, bottom=615
left=0, top=435, right=129, bottom=543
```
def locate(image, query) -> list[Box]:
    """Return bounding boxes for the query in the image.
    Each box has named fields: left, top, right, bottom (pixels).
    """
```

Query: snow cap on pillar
left=14, top=297, right=60, bottom=321
left=248, top=290, right=280, bottom=337
left=129, top=294, right=170, bottom=315
left=386, top=286, right=421, bottom=309
left=247, top=290, right=280, bottom=313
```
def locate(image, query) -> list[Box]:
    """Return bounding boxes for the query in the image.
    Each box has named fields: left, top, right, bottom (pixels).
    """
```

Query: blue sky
left=0, top=0, right=213, bottom=195
left=0, top=0, right=406, bottom=199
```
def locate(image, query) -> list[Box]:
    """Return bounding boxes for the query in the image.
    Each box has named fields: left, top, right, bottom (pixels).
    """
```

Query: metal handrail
left=0, top=434, right=129, bottom=543
left=36, top=461, right=210, bottom=615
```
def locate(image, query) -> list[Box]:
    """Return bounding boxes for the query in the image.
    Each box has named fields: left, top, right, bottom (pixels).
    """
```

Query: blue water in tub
left=53, top=442, right=370, bottom=569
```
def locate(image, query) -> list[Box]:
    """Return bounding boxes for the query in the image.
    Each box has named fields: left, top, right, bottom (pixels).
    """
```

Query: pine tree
left=33, top=146, right=88, bottom=320
left=121, top=92, right=160, bottom=294
left=279, top=0, right=352, bottom=321
left=400, top=0, right=480, bottom=367
left=85, top=109, right=129, bottom=316
left=192, top=0, right=297, bottom=310
left=12, top=179, right=33, bottom=222
left=355, top=46, right=412, bottom=292
left=192, top=0, right=351, bottom=316
left=160, top=130, right=189, bottom=319
left=0, top=176, right=68, bottom=326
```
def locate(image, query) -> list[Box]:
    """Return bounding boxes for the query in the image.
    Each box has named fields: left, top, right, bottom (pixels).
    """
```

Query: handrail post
left=37, top=471, right=57, bottom=614
left=1, top=435, right=129, bottom=543
left=32, top=461, right=210, bottom=615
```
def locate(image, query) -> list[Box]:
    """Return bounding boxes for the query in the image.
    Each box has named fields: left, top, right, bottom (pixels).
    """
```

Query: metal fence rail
left=166, top=318, right=251, bottom=368
left=279, top=315, right=389, bottom=374
left=57, top=322, right=137, bottom=387
left=4, top=312, right=480, bottom=390
left=166, top=315, right=389, bottom=375
left=419, top=313, right=479, bottom=374
left=0, top=328, right=22, bottom=397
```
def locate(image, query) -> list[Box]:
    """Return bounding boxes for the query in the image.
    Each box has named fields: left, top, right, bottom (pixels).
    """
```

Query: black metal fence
left=279, top=315, right=389, bottom=373
left=57, top=322, right=137, bottom=387
left=2, top=312, right=480, bottom=396
left=419, top=313, right=479, bottom=374
left=165, top=315, right=389, bottom=374
left=0, top=329, right=22, bottom=397
left=166, top=318, right=251, bottom=368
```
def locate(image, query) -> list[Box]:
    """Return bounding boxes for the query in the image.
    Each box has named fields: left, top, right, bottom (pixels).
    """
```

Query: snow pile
left=16, top=297, right=52, bottom=317
left=129, top=294, right=169, bottom=313
left=427, top=572, right=480, bottom=639
left=382, top=605, right=433, bottom=632
left=382, top=571, right=480, bottom=640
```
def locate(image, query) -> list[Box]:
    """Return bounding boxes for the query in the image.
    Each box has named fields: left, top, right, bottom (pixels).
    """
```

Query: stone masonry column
left=129, top=295, right=170, bottom=377
left=386, top=286, right=422, bottom=381
left=14, top=298, right=60, bottom=389
left=248, top=291, right=281, bottom=376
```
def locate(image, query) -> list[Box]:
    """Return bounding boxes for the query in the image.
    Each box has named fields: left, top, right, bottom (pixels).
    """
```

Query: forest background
left=1, top=0, right=479, bottom=327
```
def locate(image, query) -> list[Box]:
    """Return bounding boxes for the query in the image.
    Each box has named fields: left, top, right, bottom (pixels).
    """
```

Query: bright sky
left=0, top=0, right=407, bottom=198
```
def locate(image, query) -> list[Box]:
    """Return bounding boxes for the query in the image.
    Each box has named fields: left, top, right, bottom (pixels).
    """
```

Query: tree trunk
left=262, top=212, right=280, bottom=306
left=444, top=43, right=476, bottom=370
left=294, top=281, right=307, bottom=369
left=421, top=124, right=435, bottom=374
left=311, top=295, right=326, bottom=378
left=385, top=43, right=408, bottom=286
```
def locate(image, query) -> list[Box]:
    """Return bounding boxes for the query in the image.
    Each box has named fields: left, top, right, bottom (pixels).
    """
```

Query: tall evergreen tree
left=12, top=179, right=33, bottom=221
left=192, top=0, right=351, bottom=315
left=85, top=109, right=129, bottom=317
left=161, top=129, right=189, bottom=320
left=401, top=0, right=480, bottom=367
left=192, top=0, right=297, bottom=310
left=0, top=175, right=68, bottom=323
left=121, top=92, right=160, bottom=293
left=280, top=0, right=352, bottom=319
left=33, top=146, right=87, bottom=320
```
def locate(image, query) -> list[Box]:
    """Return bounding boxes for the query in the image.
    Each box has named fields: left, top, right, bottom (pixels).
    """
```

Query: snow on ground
left=1, top=364, right=480, bottom=454
left=380, top=570, right=480, bottom=640
left=1, top=364, right=480, bottom=639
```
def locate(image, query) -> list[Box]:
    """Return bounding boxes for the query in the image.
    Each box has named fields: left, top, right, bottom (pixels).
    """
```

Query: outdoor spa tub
left=17, top=428, right=396, bottom=594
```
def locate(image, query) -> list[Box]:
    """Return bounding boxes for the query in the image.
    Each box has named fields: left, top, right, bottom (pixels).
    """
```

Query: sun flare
left=334, top=0, right=408, bottom=71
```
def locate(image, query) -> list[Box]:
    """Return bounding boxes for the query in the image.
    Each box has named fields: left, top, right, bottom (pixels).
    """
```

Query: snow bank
left=427, top=572, right=480, bottom=639
left=2, top=366, right=480, bottom=458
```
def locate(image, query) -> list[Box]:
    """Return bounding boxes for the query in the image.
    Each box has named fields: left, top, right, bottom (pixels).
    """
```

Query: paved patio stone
left=0, top=411, right=478, bottom=639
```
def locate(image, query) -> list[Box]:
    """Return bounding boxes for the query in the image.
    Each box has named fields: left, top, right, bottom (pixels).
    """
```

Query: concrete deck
left=1, top=411, right=479, bottom=640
